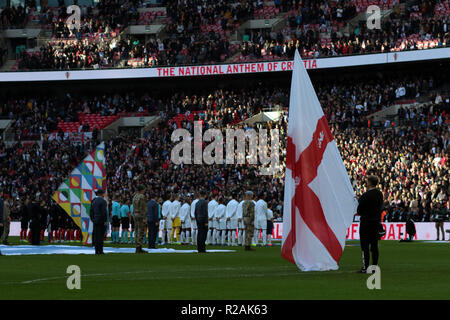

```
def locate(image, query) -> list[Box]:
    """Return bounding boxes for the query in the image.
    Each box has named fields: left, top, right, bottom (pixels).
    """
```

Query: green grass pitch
left=1, top=237, right=449, bottom=300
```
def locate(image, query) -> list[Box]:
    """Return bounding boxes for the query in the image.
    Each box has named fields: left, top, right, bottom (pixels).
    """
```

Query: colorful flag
left=52, top=142, right=106, bottom=244
left=281, top=51, right=358, bottom=271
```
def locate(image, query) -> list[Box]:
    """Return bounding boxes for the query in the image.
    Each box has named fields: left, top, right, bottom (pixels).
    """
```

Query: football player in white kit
left=236, top=196, right=245, bottom=246
left=190, top=192, right=199, bottom=246
left=225, top=193, right=239, bottom=246
left=170, top=194, right=182, bottom=243
left=207, top=193, right=218, bottom=245
left=254, top=195, right=269, bottom=246
left=161, top=195, right=173, bottom=244
left=179, top=194, right=191, bottom=245
left=215, top=198, right=227, bottom=246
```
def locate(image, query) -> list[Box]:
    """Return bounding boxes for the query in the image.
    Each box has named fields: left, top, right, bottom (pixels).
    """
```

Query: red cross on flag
left=281, top=50, right=358, bottom=271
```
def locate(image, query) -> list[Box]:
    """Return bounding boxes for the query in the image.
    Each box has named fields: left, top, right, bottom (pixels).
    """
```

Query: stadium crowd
left=48, top=0, right=143, bottom=39
left=18, top=38, right=133, bottom=70
left=0, top=4, right=28, bottom=29
left=0, top=73, right=441, bottom=139
left=236, top=10, right=449, bottom=62
left=0, top=71, right=448, bottom=246
left=5, top=0, right=449, bottom=70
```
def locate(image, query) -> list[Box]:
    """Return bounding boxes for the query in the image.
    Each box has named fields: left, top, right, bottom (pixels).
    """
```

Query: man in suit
left=357, top=175, right=384, bottom=273
left=90, top=189, right=108, bottom=255
left=194, top=189, right=209, bottom=253
left=146, top=196, right=160, bottom=249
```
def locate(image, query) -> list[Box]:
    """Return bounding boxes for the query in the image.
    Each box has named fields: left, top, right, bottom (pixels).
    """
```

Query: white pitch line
left=21, top=276, right=66, bottom=284
left=20, top=270, right=156, bottom=284
left=18, top=269, right=357, bottom=285
left=10, top=264, right=365, bottom=285
left=14, top=266, right=296, bottom=285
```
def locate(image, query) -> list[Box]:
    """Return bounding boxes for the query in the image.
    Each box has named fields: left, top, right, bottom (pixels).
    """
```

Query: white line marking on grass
left=20, top=270, right=156, bottom=284
left=15, top=266, right=293, bottom=285
left=21, top=276, right=66, bottom=284
left=12, top=265, right=357, bottom=285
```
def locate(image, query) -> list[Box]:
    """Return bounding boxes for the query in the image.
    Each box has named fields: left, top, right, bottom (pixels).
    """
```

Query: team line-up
left=109, top=191, right=274, bottom=247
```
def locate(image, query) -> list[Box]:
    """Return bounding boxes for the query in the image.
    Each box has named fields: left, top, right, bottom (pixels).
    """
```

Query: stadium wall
left=0, top=47, right=448, bottom=82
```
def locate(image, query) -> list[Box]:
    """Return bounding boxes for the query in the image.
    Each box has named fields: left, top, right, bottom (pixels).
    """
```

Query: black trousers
left=93, top=223, right=106, bottom=254
left=148, top=222, right=158, bottom=249
left=359, top=222, right=379, bottom=269
left=197, top=221, right=208, bottom=253
left=30, top=224, right=41, bottom=245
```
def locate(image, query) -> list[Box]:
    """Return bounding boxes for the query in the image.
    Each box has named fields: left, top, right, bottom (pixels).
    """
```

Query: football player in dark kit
left=48, top=203, right=59, bottom=243
left=357, top=175, right=384, bottom=273
left=20, top=197, right=30, bottom=242
left=29, top=197, right=42, bottom=245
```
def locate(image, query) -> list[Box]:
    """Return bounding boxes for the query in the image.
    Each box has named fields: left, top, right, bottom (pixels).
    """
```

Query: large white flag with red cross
left=281, top=50, right=358, bottom=271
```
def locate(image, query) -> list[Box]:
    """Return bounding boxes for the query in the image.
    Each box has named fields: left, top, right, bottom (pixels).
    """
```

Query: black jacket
left=146, top=199, right=160, bottom=223
left=29, top=202, right=41, bottom=227
left=357, top=188, right=383, bottom=223
left=195, top=198, right=208, bottom=224
left=20, top=204, right=29, bottom=223
left=90, top=196, right=108, bottom=224
left=40, top=205, right=49, bottom=228
left=406, top=218, right=416, bottom=236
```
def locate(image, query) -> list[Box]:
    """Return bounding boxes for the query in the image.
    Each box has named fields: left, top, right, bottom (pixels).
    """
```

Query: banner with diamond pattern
left=52, top=142, right=106, bottom=244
